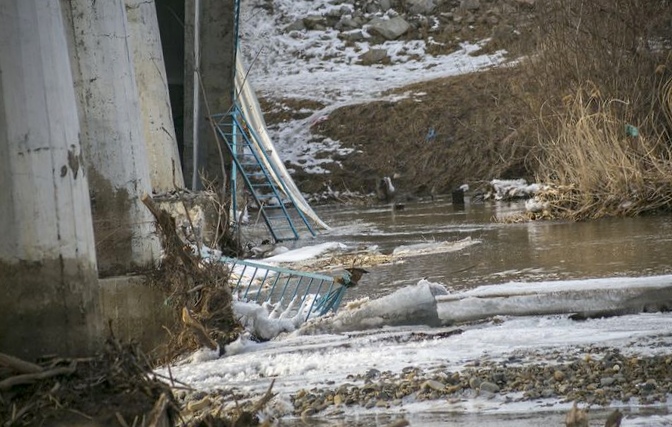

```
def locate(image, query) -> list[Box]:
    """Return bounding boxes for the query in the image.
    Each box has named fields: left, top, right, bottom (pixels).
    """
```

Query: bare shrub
left=518, top=0, right=672, bottom=217
left=535, top=87, right=672, bottom=219
left=523, top=0, right=670, bottom=111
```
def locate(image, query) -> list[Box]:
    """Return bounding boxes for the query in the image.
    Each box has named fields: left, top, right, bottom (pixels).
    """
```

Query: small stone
left=445, top=384, right=462, bottom=394
left=460, top=0, right=480, bottom=11
left=358, top=49, right=389, bottom=65
left=365, top=368, right=381, bottom=379
left=601, top=377, right=616, bottom=387
left=479, top=381, right=500, bottom=393
left=553, top=370, right=565, bottom=382
left=421, top=379, right=444, bottom=391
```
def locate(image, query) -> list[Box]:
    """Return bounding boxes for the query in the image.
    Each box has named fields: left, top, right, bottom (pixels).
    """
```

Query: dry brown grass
left=264, top=0, right=672, bottom=218
left=533, top=87, right=672, bottom=220
left=518, top=0, right=672, bottom=219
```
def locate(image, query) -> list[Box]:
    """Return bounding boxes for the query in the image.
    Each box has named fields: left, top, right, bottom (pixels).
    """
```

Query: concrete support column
left=184, top=0, right=237, bottom=190
left=125, top=0, right=184, bottom=192
left=0, top=0, right=102, bottom=359
left=61, top=0, right=160, bottom=275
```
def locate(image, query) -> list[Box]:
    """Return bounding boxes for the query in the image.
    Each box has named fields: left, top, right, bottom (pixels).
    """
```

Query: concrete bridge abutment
left=0, top=0, right=103, bottom=359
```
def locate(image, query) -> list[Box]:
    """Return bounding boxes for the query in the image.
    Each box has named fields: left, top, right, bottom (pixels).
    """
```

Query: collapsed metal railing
left=221, top=257, right=347, bottom=321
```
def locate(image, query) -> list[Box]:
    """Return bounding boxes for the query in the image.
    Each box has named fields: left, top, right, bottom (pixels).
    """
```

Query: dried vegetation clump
left=0, top=195, right=279, bottom=426
left=522, top=0, right=672, bottom=220
left=0, top=333, right=279, bottom=427
left=0, top=335, right=178, bottom=426
left=533, top=88, right=672, bottom=220
left=141, top=194, right=242, bottom=363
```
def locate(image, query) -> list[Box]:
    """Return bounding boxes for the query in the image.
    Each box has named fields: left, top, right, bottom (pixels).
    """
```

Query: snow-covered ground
left=166, top=252, right=672, bottom=425
left=165, top=236, right=672, bottom=426
left=163, top=1, right=672, bottom=425
left=238, top=0, right=507, bottom=173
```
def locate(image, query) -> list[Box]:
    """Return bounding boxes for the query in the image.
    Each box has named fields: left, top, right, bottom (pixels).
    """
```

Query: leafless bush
left=534, top=88, right=672, bottom=219
left=518, top=0, right=672, bottom=217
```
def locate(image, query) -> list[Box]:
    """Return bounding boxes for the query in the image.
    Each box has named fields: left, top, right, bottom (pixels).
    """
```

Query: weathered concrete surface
left=184, top=0, right=237, bottom=189
left=0, top=0, right=103, bottom=359
left=99, top=276, right=176, bottom=353
left=0, top=260, right=101, bottom=360
left=61, top=0, right=161, bottom=275
left=125, top=0, right=185, bottom=192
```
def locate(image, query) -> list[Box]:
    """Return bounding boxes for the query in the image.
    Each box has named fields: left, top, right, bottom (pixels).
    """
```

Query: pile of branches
left=143, top=191, right=282, bottom=426
left=0, top=334, right=277, bottom=427
left=0, top=334, right=177, bottom=426
left=1, top=195, right=278, bottom=426
left=141, top=194, right=243, bottom=363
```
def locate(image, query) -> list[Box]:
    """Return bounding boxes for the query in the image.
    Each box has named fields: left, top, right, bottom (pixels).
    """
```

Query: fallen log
left=0, top=361, right=76, bottom=391
left=0, top=352, right=43, bottom=375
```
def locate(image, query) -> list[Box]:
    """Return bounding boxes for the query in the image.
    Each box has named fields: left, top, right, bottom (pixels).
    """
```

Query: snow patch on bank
left=238, top=0, right=508, bottom=172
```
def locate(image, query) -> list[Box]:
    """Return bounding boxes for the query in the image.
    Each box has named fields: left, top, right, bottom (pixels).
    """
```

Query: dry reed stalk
left=534, top=87, right=672, bottom=220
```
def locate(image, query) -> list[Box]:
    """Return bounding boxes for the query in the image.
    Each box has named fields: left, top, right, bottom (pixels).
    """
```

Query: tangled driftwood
left=0, top=332, right=178, bottom=426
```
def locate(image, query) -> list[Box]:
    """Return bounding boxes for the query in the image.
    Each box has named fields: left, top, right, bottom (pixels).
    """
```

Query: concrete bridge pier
left=0, top=0, right=103, bottom=359
left=61, top=0, right=161, bottom=275
left=126, top=0, right=185, bottom=192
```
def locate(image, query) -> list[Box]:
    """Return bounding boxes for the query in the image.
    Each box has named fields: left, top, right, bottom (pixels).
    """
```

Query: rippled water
left=311, top=196, right=672, bottom=301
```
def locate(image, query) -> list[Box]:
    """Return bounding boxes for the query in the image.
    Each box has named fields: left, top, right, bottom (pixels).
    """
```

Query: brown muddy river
left=310, top=196, right=672, bottom=301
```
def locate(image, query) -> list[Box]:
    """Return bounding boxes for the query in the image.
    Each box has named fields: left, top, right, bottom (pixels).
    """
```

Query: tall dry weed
left=517, top=0, right=672, bottom=218
left=534, top=87, right=672, bottom=219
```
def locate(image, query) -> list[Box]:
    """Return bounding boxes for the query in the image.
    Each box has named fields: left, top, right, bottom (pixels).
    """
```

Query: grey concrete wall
left=0, top=0, right=103, bottom=359
left=126, top=0, right=185, bottom=192
left=184, top=0, right=237, bottom=190
left=99, top=276, right=176, bottom=354
left=61, top=0, right=161, bottom=275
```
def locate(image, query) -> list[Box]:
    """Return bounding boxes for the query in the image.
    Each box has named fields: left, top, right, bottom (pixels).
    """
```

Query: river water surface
left=310, top=196, right=672, bottom=301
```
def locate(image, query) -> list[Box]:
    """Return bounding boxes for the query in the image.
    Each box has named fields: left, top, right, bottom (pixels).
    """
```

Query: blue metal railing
left=220, top=256, right=347, bottom=320
left=212, top=108, right=316, bottom=242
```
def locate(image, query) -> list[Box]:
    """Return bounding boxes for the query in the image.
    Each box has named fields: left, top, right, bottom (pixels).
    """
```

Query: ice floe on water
left=298, top=279, right=447, bottom=335
left=261, top=241, right=347, bottom=263
left=391, top=237, right=479, bottom=257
